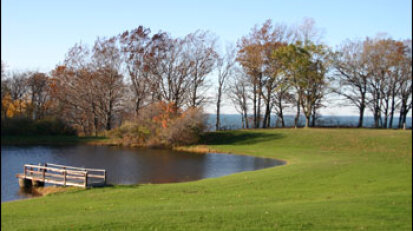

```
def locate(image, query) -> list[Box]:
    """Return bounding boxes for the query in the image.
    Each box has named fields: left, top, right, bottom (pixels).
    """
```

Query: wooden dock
left=16, top=163, right=106, bottom=188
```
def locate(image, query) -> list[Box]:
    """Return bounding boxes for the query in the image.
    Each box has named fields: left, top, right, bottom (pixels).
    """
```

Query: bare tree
left=119, top=26, right=158, bottom=117
left=216, top=45, right=236, bottom=130
left=149, top=34, right=192, bottom=112
left=185, top=31, right=218, bottom=108
left=229, top=69, right=250, bottom=129
left=364, top=37, right=404, bottom=128
left=398, top=40, right=412, bottom=129
left=332, top=39, right=370, bottom=127
left=92, top=36, right=124, bottom=130
left=8, top=72, right=30, bottom=118
left=26, top=72, right=50, bottom=120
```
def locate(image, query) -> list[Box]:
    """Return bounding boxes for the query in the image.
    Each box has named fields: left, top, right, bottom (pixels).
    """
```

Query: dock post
left=84, top=171, right=88, bottom=188
left=18, top=178, right=32, bottom=188
left=42, top=163, right=46, bottom=181
left=63, top=169, right=67, bottom=187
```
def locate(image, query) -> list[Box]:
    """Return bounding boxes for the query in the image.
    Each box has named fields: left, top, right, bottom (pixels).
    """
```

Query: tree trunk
left=280, top=110, right=285, bottom=128
left=216, top=88, right=222, bottom=131
left=106, top=97, right=113, bottom=131
left=241, top=112, right=245, bottom=129
left=263, top=101, right=270, bottom=128
left=373, top=90, right=381, bottom=128
left=357, top=94, right=366, bottom=128
left=253, top=82, right=257, bottom=128
left=135, top=98, right=141, bottom=117
left=389, top=92, right=396, bottom=129
left=216, top=105, right=221, bottom=131
left=294, top=94, right=301, bottom=128
left=94, top=116, right=99, bottom=137
left=277, top=98, right=285, bottom=128
left=358, top=104, right=365, bottom=128
left=402, top=115, right=407, bottom=130
left=311, top=105, right=316, bottom=127
left=243, top=110, right=249, bottom=129
left=383, top=99, right=389, bottom=129
left=256, top=74, right=262, bottom=128
left=305, top=115, right=310, bottom=128
left=192, top=85, right=197, bottom=108
left=401, top=103, right=408, bottom=130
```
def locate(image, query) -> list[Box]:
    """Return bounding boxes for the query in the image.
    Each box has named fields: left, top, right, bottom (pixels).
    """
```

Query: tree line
left=1, top=18, right=412, bottom=137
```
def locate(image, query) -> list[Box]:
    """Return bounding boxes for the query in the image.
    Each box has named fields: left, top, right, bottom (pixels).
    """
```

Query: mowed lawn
left=1, top=129, right=411, bottom=230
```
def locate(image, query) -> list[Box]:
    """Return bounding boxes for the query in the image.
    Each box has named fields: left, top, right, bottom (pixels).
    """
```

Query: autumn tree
left=52, top=43, right=101, bottom=135
left=273, top=44, right=307, bottom=128
left=300, top=44, right=329, bottom=127
left=263, top=41, right=289, bottom=127
left=237, top=19, right=291, bottom=128
left=7, top=72, right=30, bottom=118
left=1, top=61, right=9, bottom=119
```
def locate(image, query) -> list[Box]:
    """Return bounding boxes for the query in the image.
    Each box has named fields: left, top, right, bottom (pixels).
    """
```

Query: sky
left=1, top=0, right=412, bottom=115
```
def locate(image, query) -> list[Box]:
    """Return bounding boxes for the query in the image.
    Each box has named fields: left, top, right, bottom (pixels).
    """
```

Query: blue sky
left=1, top=0, right=412, bottom=114
left=2, top=0, right=411, bottom=72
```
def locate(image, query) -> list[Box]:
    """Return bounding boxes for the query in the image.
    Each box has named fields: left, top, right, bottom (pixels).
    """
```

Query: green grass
left=1, top=135, right=107, bottom=145
left=1, top=129, right=412, bottom=230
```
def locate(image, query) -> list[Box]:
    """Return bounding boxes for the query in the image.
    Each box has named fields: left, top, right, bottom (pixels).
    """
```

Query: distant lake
left=206, top=114, right=412, bottom=131
left=1, top=145, right=284, bottom=202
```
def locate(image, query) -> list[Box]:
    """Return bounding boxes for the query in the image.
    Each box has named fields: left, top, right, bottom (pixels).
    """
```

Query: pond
left=1, top=145, right=285, bottom=202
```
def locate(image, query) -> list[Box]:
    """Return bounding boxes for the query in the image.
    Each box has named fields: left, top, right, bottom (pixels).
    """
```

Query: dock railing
left=17, top=163, right=106, bottom=188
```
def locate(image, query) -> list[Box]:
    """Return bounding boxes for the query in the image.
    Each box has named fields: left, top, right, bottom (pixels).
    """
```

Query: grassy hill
left=1, top=128, right=411, bottom=230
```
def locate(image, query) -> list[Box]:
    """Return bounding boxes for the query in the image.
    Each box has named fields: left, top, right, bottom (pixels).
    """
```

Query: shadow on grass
left=200, top=130, right=285, bottom=145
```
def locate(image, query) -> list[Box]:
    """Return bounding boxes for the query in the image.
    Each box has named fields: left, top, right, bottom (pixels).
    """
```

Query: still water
left=1, top=145, right=284, bottom=202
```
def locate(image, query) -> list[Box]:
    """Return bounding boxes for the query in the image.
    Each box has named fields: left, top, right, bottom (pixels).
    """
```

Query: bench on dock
left=16, top=163, right=106, bottom=188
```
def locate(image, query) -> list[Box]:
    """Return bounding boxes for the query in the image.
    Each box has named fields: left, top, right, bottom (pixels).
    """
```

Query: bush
left=108, top=102, right=206, bottom=147
left=161, top=108, right=206, bottom=146
left=1, top=117, right=77, bottom=136
left=108, top=121, right=151, bottom=144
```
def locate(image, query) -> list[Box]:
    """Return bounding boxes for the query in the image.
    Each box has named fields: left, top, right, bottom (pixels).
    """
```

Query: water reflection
left=1, top=145, right=284, bottom=202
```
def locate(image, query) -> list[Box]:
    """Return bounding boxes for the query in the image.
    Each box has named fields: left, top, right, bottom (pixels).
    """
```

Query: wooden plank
left=18, top=171, right=86, bottom=181
left=46, top=163, right=105, bottom=172
left=19, top=175, right=86, bottom=188
left=24, top=165, right=87, bottom=175
left=24, top=170, right=85, bottom=178
left=87, top=174, right=106, bottom=179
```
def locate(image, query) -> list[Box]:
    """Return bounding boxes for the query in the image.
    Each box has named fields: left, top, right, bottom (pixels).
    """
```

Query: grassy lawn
left=1, top=129, right=411, bottom=230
